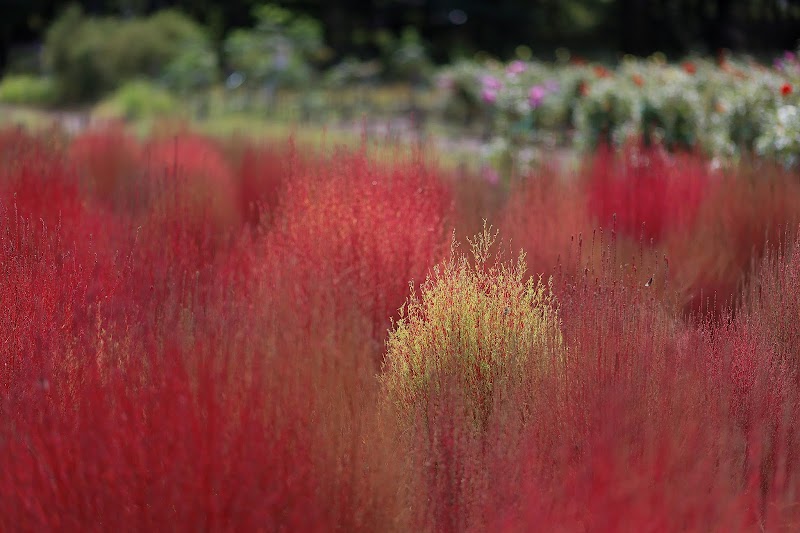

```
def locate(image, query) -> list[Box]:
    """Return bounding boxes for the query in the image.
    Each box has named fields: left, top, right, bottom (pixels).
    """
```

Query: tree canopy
left=2, top=0, right=800, bottom=71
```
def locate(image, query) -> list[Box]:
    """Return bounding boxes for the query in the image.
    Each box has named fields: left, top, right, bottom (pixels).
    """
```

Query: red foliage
left=68, top=126, right=144, bottom=208
left=666, top=162, right=800, bottom=316
left=264, top=148, right=452, bottom=347
left=0, top=135, right=398, bottom=531
left=234, top=141, right=295, bottom=228
left=500, top=166, right=592, bottom=278
left=145, top=134, right=241, bottom=242
left=585, top=143, right=712, bottom=243
left=3, top=125, right=800, bottom=531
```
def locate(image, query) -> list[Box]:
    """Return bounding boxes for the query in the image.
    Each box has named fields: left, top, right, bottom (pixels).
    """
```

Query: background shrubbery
left=0, top=74, right=58, bottom=107
left=437, top=55, right=800, bottom=170
left=43, top=5, right=215, bottom=102
left=93, top=80, right=185, bottom=121
left=1, top=2, right=799, bottom=170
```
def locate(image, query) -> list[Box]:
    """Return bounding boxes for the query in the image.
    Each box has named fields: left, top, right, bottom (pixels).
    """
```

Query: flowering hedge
left=435, top=52, right=800, bottom=170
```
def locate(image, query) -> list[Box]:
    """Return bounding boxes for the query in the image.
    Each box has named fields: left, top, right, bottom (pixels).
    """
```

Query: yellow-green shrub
left=381, top=224, right=562, bottom=429
left=94, top=80, right=184, bottom=121
left=0, top=75, right=59, bottom=107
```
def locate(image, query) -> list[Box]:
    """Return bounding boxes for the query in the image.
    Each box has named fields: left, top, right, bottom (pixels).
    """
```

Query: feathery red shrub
left=145, top=134, right=241, bottom=242
left=585, top=143, right=712, bottom=243
left=264, top=148, right=452, bottom=347
left=666, top=162, right=800, bottom=316
left=500, top=166, right=592, bottom=278
left=233, top=141, right=295, bottom=228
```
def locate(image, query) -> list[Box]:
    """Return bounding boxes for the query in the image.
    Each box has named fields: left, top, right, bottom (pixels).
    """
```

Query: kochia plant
left=381, top=224, right=562, bottom=430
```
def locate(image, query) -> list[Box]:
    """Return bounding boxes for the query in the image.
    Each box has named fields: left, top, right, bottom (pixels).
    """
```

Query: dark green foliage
left=43, top=5, right=215, bottom=102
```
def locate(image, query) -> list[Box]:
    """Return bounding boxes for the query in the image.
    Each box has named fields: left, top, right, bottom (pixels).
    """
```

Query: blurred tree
left=224, top=3, right=326, bottom=112
left=3, top=0, right=800, bottom=74
left=43, top=5, right=214, bottom=102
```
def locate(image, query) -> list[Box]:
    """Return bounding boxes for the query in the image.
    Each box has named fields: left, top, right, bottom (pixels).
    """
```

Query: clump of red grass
left=0, top=129, right=448, bottom=531
left=0, top=248, right=324, bottom=530
left=585, top=143, right=712, bottom=243
left=229, top=139, right=297, bottom=229
left=665, top=161, right=800, bottom=316
left=500, top=164, right=592, bottom=279
left=264, top=147, right=452, bottom=348
left=68, top=125, right=145, bottom=209
left=145, top=133, right=241, bottom=243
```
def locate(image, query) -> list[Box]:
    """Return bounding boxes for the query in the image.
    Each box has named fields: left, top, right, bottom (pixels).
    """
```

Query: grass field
left=2, top=124, right=800, bottom=531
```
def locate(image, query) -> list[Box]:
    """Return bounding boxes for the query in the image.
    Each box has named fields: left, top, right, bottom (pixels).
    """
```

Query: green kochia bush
left=381, top=225, right=563, bottom=430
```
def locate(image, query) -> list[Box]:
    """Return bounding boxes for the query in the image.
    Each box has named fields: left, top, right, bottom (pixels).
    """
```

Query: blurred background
left=1, top=1, right=800, bottom=172
left=4, top=0, right=800, bottom=71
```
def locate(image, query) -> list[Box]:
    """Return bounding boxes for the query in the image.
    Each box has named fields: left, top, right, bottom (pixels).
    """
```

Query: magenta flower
left=481, top=88, right=498, bottom=104
left=506, top=60, right=527, bottom=76
left=480, top=75, right=502, bottom=91
left=544, top=79, right=560, bottom=93
left=528, top=85, right=546, bottom=108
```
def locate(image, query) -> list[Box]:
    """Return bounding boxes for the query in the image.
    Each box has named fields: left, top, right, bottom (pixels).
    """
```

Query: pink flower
left=481, top=88, right=498, bottom=104
left=480, top=75, right=502, bottom=91
left=528, top=85, right=546, bottom=108
left=506, top=60, right=527, bottom=76
left=544, top=79, right=560, bottom=93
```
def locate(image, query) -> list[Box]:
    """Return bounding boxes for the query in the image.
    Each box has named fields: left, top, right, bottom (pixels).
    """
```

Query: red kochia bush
left=0, top=135, right=424, bottom=531
left=265, top=148, right=452, bottom=347
left=0, top=325, right=324, bottom=531
left=233, top=141, right=297, bottom=228
left=402, top=236, right=800, bottom=532
left=586, top=143, right=712, bottom=242
left=666, top=163, right=800, bottom=316
left=68, top=125, right=144, bottom=209
left=0, top=175, right=323, bottom=531
left=145, top=134, right=241, bottom=241
left=501, top=165, right=591, bottom=278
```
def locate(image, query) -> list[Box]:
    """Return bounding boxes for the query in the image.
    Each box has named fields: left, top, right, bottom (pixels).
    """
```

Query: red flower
left=682, top=62, right=697, bottom=75
left=593, top=65, right=611, bottom=78
left=631, top=74, right=644, bottom=87
left=781, top=82, right=793, bottom=96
